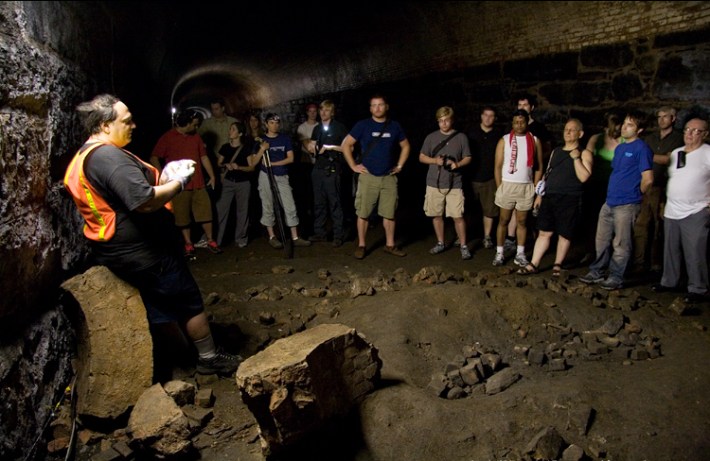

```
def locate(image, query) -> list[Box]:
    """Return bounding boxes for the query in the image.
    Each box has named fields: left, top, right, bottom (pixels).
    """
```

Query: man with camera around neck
left=418, top=106, right=473, bottom=259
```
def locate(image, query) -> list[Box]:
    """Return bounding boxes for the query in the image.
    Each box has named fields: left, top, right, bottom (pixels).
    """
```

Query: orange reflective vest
left=64, top=142, right=167, bottom=241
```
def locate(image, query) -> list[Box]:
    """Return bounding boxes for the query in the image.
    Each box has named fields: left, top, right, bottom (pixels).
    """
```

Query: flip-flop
left=517, top=263, right=538, bottom=275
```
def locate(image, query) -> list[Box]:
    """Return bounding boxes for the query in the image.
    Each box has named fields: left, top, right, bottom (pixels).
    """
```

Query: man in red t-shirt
left=151, top=110, right=221, bottom=259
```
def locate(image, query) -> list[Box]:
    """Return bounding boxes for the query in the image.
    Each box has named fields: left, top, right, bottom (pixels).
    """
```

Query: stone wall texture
left=0, top=1, right=708, bottom=459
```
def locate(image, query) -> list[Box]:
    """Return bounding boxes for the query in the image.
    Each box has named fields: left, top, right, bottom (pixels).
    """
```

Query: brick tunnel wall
left=0, top=1, right=708, bottom=459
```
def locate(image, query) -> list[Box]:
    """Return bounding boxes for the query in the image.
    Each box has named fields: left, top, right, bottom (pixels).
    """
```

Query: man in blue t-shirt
left=342, top=94, right=411, bottom=260
left=249, top=113, right=311, bottom=249
left=580, top=110, right=654, bottom=290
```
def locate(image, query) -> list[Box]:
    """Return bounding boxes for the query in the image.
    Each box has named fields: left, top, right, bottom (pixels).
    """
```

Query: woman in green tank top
left=579, top=111, right=624, bottom=263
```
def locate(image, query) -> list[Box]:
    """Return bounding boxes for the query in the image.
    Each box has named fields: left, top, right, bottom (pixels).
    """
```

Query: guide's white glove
left=160, top=159, right=196, bottom=190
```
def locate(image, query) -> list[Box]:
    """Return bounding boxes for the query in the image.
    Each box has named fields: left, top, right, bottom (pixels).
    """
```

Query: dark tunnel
left=1, top=1, right=710, bottom=460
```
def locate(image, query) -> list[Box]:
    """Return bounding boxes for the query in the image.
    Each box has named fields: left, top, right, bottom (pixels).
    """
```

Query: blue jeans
left=588, top=203, right=640, bottom=282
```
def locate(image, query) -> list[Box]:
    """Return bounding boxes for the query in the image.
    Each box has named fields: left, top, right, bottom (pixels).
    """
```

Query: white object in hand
left=160, top=159, right=197, bottom=190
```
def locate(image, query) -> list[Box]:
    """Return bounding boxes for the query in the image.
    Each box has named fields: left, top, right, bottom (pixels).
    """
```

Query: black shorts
left=536, top=193, right=582, bottom=241
left=113, top=254, right=204, bottom=324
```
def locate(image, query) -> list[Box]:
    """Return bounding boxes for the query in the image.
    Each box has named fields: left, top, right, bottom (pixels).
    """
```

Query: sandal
left=552, top=264, right=562, bottom=277
left=517, top=263, right=538, bottom=275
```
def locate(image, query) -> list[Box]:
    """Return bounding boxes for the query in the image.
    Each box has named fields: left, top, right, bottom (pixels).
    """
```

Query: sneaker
left=383, top=245, right=406, bottom=257
left=453, top=238, right=460, bottom=247
left=194, top=237, right=209, bottom=249
left=196, top=350, right=243, bottom=377
left=308, top=235, right=327, bottom=243
left=482, top=236, right=494, bottom=249
left=354, top=246, right=366, bottom=260
left=206, top=240, right=223, bottom=254
left=579, top=272, right=604, bottom=284
left=237, top=241, right=248, bottom=248
left=293, top=237, right=312, bottom=247
left=651, top=283, right=675, bottom=293
left=460, top=245, right=472, bottom=260
left=429, top=242, right=446, bottom=255
left=269, top=237, right=283, bottom=249
left=184, top=243, right=196, bottom=260
left=332, top=239, right=343, bottom=248
left=492, top=252, right=505, bottom=266
left=600, top=277, right=623, bottom=290
left=513, top=253, right=529, bottom=267
left=684, top=292, right=705, bottom=304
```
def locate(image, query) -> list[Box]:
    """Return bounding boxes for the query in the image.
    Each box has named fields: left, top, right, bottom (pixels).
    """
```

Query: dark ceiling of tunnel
left=103, top=1, right=420, bottom=114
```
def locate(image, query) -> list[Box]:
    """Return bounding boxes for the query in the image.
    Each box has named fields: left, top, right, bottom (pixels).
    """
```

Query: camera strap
left=433, top=131, right=462, bottom=195
left=432, top=131, right=462, bottom=156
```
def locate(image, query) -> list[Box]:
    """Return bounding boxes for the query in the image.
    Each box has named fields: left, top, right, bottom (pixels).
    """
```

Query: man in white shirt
left=653, top=116, right=710, bottom=304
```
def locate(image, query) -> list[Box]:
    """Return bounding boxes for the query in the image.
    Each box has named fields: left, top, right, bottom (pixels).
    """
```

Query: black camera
left=442, top=156, right=456, bottom=171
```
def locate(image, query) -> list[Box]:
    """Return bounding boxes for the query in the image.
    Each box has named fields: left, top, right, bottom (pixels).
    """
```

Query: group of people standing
left=146, top=93, right=710, bottom=307
left=63, top=93, right=708, bottom=382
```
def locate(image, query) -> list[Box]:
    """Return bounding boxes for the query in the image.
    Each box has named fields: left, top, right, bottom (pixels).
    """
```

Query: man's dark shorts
left=536, top=193, right=582, bottom=241
left=114, top=254, right=204, bottom=324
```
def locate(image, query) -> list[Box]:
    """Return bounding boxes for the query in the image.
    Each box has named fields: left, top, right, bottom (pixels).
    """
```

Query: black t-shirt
left=83, top=144, right=182, bottom=272
left=311, top=120, right=348, bottom=170
left=467, top=125, right=504, bottom=182
left=218, top=139, right=254, bottom=183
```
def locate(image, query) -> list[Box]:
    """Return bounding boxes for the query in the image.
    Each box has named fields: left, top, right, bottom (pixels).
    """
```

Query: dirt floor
left=66, top=216, right=710, bottom=461
left=145, top=217, right=708, bottom=461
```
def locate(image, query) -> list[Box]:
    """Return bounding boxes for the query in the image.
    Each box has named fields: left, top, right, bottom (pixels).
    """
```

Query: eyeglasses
left=683, top=127, right=707, bottom=135
left=677, top=151, right=686, bottom=169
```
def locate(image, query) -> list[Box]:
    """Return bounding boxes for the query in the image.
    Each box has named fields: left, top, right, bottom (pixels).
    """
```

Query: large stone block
left=61, top=265, right=153, bottom=421
left=236, top=323, right=382, bottom=457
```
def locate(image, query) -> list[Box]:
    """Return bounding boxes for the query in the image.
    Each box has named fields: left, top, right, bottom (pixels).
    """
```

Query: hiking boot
left=429, top=242, right=446, bottom=255
left=482, top=236, right=494, bottom=249
left=460, top=245, right=472, bottom=260
left=513, top=253, right=529, bottom=267
left=354, top=246, right=366, bottom=260
left=293, top=237, right=312, bottom=247
left=196, top=350, right=243, bottom=377
left=269, top=237, right=283, bottom=249
left=194, top=237, right=209, bottom=249
left=184, top=243, right=196, bottom=261
left=206, top=240, right=223, bottom=254
left=492, top=252, right=505, bottom=266
left=579, top=272, right=604, bottom=284
left=383, top=245, right=406, bottom=257
left=600, top=277, right=623, bottom=291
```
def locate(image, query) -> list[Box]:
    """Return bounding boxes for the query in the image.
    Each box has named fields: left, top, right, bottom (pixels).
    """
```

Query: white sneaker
left=194, top=237, right=209, bottom=249
left=513, top=253, right=529, bottom=267
left=492, top=253, right=505, bottom=266
left=430, top=242, right=446, bottom=255
left=460, top=245, right=472, bottom=260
